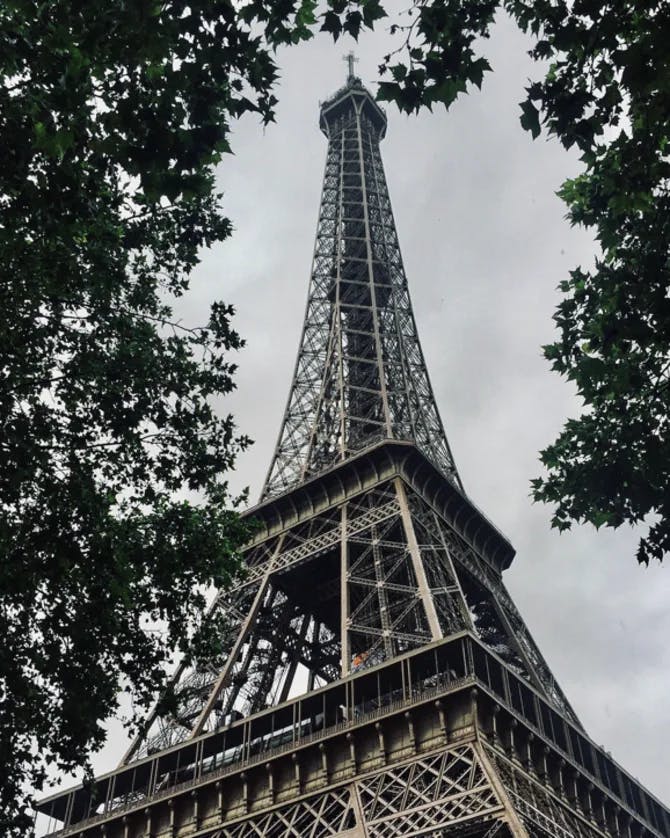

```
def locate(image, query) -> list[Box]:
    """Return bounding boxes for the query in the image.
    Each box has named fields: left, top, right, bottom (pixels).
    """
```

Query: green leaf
left=344, top=10, right=363, bottom=39
left=361, top=0, right=387, bottom=28
left=519, top=98, right=541, bottom=138
left=320, top=10, right=342, bottom=39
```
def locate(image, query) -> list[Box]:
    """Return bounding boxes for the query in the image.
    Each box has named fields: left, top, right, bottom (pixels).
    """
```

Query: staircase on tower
left=37, top=69, right=670, bottom=838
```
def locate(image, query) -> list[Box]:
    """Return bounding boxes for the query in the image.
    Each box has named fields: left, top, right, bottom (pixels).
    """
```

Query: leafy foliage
left=0, top=0, right=319, bottom=833
left=515, top=1, right=670, bottom=565
left=373, top=1, right=497, bottom=112
left=367, top=0, right=670, bottom=564
left=0, top=1, right=395, bottom=831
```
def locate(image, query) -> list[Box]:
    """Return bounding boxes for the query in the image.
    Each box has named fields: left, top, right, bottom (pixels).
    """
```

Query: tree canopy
left=0, top=1, right=300, bottom=832
left=365, top=0, right=670, bottom=565
left=1, top=0, right=667, bottom=834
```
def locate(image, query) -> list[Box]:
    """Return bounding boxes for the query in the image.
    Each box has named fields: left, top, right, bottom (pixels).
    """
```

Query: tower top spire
left=343, top=50, right=358, bottom=83
left=319, top=62, right=386, bottom=139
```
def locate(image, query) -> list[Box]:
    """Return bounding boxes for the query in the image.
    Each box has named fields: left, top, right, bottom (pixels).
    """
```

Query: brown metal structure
left=37, top=70, right=670, bottom=838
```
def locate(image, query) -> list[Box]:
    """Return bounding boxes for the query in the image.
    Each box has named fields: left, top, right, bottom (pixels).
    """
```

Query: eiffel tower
left=38, top=66, right=669, bottom=838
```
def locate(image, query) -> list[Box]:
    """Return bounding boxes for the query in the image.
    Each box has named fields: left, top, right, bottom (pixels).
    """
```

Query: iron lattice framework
left=120, top=470, right=578, bottom=761
left=263, top=76, right=460, bottom=500
left=37, top=72, right=670, bottom=838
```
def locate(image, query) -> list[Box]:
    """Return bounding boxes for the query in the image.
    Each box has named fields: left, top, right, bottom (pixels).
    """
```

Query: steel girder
left=124, top=471, right=577, bottom=761
left=208, top=744, right=515, bottom=838
left=263, top=79, right=459, bottom=500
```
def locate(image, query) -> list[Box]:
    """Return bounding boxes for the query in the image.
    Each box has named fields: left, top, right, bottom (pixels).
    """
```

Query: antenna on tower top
left=343, top=51, right=359, bottom=82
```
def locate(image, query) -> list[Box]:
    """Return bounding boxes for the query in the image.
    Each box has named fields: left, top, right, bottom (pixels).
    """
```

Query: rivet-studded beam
left=263, top=77, right=460, bottom=500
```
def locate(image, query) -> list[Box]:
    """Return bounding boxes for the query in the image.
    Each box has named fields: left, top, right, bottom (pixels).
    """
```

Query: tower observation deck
left=37, top=72, right=670, bottom=838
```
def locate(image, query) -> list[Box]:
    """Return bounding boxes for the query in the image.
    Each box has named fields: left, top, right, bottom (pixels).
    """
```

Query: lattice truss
left=125, top=479, right=575, bottom=761
left=208, top=742, right=629, bottom=838
left=211, top=744, right=516, bottom=838
left=357, top=746, right=505, bottom=837
left=484, top=745, right=611, bottom=838
left=211, top=786, right=357, bottom=838
left=263, top=81, right=460, bottom=500
left=408, top=497, right=580, bottom=727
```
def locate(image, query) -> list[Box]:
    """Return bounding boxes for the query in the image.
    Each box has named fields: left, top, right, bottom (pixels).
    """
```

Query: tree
left=0, top=1, right=330, bottom=833
left=361, top=0, right=670, bottom=565
left=0, top=2, right=399, bottom=831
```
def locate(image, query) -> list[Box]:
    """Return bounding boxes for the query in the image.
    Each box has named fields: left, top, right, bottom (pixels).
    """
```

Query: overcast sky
left=61, top=3, right=670, bottom=815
